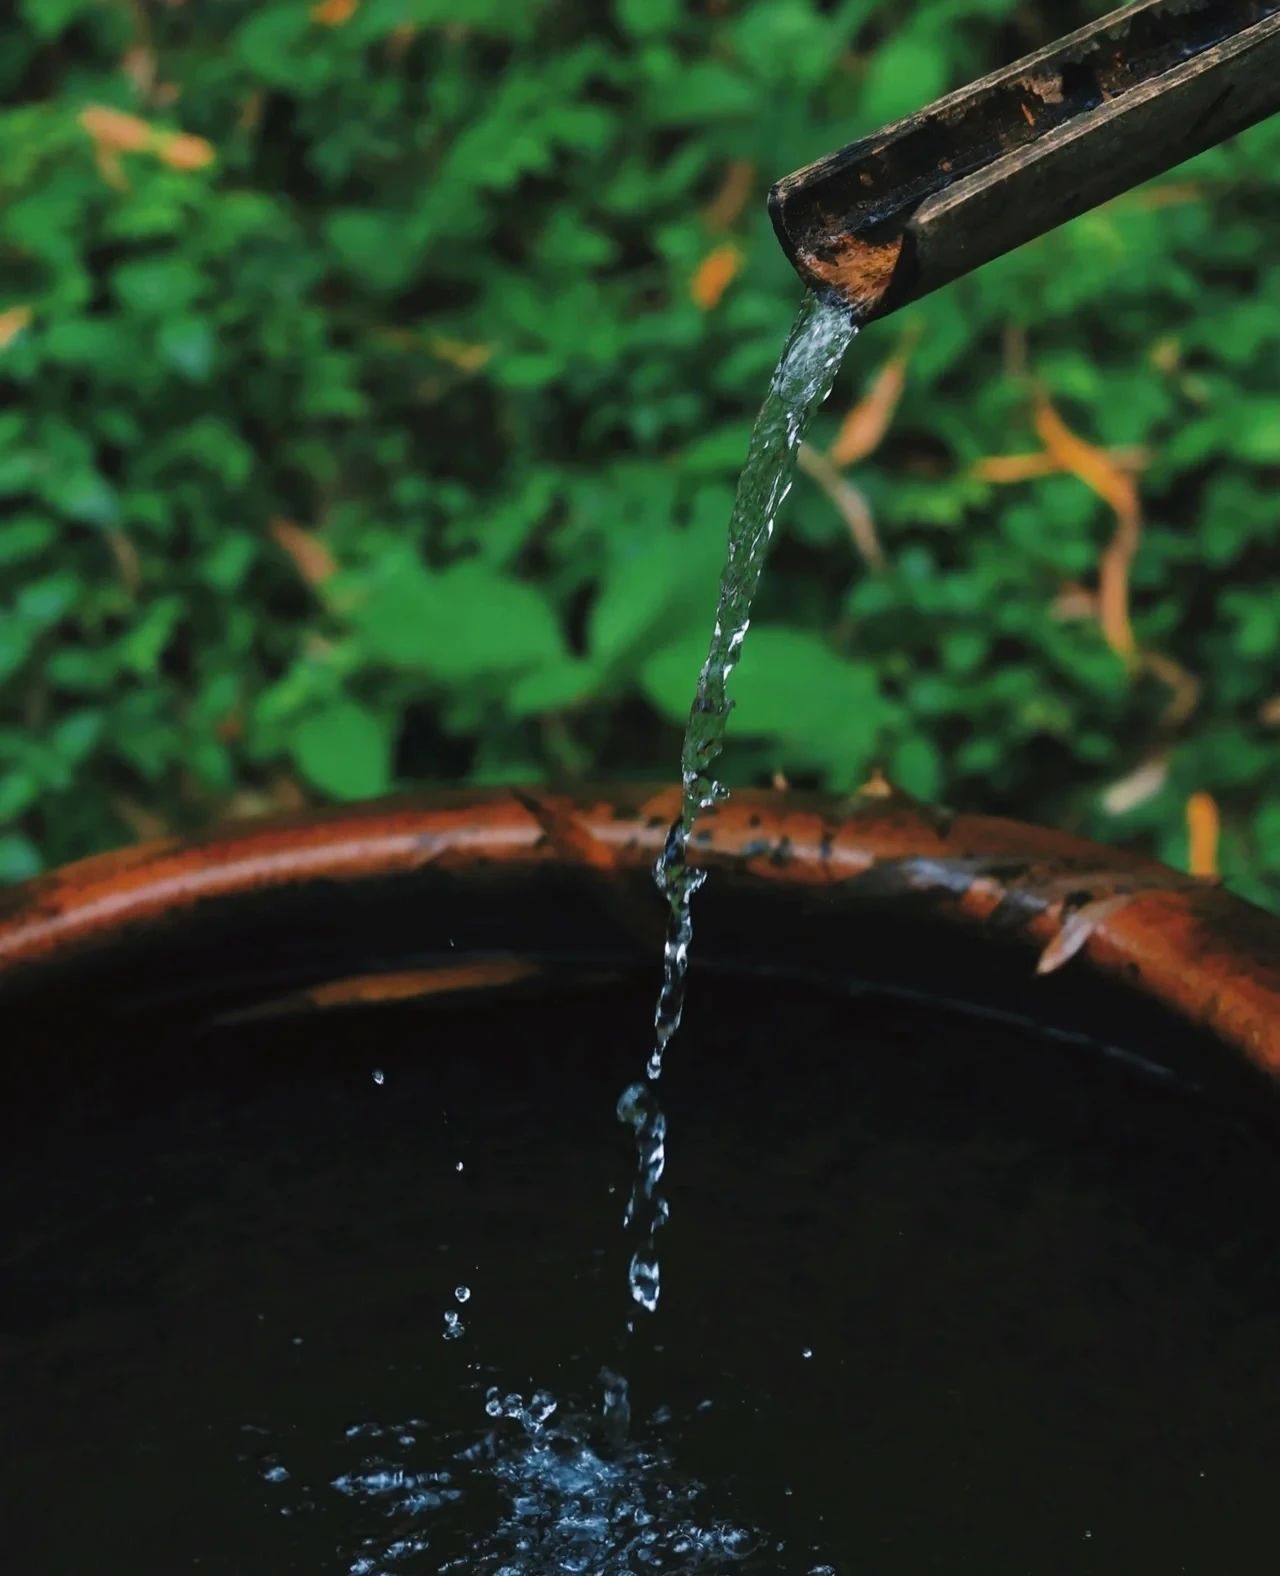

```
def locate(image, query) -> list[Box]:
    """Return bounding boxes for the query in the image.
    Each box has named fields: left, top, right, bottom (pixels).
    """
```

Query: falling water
left=360, top=292, right=857, bottom=1533
left=619, top=289, right=857, bottom=1321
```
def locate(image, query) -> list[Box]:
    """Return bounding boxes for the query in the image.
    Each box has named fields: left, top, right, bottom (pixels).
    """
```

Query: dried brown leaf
left=702, top=159, right=756, bottom=231
left=270, top=518, right=337, bottom=587
left=105, top=528, right=141, bottom=596
left=121, top=45, right=157, bottom=99
left=311, top=0, right=359, bottom=23
left=796, top=443, right=886, bottom=571
left=857, top=768, right=893, bottom=799
left=1036, top=894, right=1134, bottom=975
left=0, top=306, right=32, bottom=350
left=1139, top=649, right=1201, bottom=728
left=829, top=347, right=910, bottom=468
left=159, top=131, right=215, bottom=170
left=972, top=452, right=1061, bottom=483
left=1118, top=181, right=1206, bottom=211
left=1101, top=756, right=1168, bottom=816
left=973, top=446, right=1147, bottom=484
left=428, top=336, right=493, bottom=373
left=512, top=790, right=617, bottom=872
left=79, top=104, right=152, bottom=153
left=111, top=795, right=171, bottom=843
left=690, top=244, right=741, bottom=311
left=1049, top=583, right=1099, bottom=622
left=1186, top=792, right=1220, bottom=879
left=1034, top=393, right=1142, bottom=661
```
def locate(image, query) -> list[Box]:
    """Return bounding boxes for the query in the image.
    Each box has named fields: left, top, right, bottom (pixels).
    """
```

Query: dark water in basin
left=3, top=979, right=1279, bottom=1574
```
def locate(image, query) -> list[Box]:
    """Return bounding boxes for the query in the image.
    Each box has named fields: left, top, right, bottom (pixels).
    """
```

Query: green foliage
left=1, top=0, right=1278, bottom=910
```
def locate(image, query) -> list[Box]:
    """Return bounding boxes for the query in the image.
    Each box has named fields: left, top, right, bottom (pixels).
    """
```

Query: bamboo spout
left=769, top=0, right=1280, bottom=322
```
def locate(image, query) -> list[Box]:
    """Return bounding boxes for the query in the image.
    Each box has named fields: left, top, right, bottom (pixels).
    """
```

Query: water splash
left=452, top=1427, right=759, bottom=1574
left=264, top=1393, right=765, bottom=1575
left=620, top=290, right=856, bottom=1331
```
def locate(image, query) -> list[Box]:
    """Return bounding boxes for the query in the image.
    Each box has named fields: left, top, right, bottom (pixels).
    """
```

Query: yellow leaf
left=80, top=104, right=214, bottom=182
left=972, top=445, right=1148, bottom=484
left=79, top=104, right=152, bottom=153
left=1034, top=393, right=1142, bottom=661
left=1186, top=792, right=1220, bottom=879
left=971, top=452, right=1061, bottom=483
left=311, top=0, right=359, bottom=24
left=0, top=305, right=33, bottom=350
left=428, top=336, right=493, bottom=373
left=159, top=131, right=215, bottom=171
left=690, top=244, right=741, bottom=311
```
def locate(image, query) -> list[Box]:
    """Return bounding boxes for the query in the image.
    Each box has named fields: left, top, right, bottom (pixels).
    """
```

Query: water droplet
left=528, top=1390, right=557, bottom=1427
left=454, top=1284, right=470, bottom=1303
left=372, top=1068, right=384, bottom=1086
left=802, top=1347, right=813, bottom=1359
left=455, top=1161, right=464, bottom=1172
left=616, top=1081, right=651, bottom=1130
left=628, top=1250, right=660, bottom=1312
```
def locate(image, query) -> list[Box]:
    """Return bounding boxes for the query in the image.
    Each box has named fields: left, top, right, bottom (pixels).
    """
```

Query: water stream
left=618, top=289, right=857, bottom=1323
left=260, top=289, right=855, bottom=1570
left=398, top=288, right=857, bottom=1565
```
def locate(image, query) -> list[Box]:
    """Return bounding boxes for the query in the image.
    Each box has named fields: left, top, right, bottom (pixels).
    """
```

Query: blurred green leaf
left=157, top=317, right=215, bottom=381
left=19, top=0, right=90, bottom=39
left=508, top=657, right=600, bottom=718
left=290, top=699, right=393, bottom=799
left=615, top=0, right=680, bottom=38
left=0, top=831, right=41, bottom=882
left=642, top=625, right=890, bottom=777
left=589, top=518, right=725, bottom=667
left=351, top=558, right=565, bottom=682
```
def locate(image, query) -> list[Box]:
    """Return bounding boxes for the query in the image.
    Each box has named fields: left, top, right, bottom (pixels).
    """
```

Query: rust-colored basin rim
left=2, top=785, right=1278, bottom=1078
